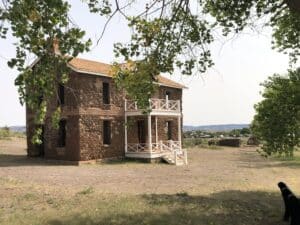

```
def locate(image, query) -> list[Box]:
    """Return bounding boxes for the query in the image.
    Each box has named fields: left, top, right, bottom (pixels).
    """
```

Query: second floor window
left=58, top=83, right=65, bottom=105
left=103, top=82, right=110, bottom=104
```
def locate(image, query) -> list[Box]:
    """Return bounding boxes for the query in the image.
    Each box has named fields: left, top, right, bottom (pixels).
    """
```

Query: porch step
left=161, top=154, right=184, bottom=166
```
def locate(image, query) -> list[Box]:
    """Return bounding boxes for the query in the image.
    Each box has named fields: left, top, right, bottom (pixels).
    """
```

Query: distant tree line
left=183, top=128, right=251, bottom=139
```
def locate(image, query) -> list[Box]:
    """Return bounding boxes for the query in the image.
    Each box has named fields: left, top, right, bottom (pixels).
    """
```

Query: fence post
left=174, top=148, right=177, bottom=165
left=184, top=149, right=188, bottom=165
left=160, top=140, right=163, bottom=152
left=134, top=101, right=137, bottom=110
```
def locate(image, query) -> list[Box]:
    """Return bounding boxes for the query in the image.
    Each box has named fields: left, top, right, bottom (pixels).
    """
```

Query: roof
left=68, top=58, right=187, bottom=89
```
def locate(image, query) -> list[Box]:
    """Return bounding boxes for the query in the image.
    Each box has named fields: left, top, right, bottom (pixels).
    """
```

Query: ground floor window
left=57, top=120, right=66, bottom=147
left=103, top=120, right=111, bottom=145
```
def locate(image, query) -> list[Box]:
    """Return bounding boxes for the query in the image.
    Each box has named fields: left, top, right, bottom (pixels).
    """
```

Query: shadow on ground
left=0, top=154, right=76, bottom=167
left=46, top=190, right=285, bottom=225
left=237, top=149, right=300, bottom=169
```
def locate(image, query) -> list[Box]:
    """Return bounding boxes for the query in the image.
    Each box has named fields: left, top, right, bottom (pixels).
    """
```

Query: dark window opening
left=103, top=120, right=111, bottom=145
left=38, top=95, right=43, bottom=106
left=166, top=121, right=172, bottom=140
left=57, top=120, right=66, bottom=147
left=103, top=82, right=110, bottom=104
left=58, top=83, right=65, bottom=105
left=137, top=120, right=146, bottom=144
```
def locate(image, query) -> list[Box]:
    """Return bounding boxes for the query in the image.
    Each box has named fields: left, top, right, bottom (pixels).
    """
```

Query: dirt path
left=0, top=138, right=299, bottom=195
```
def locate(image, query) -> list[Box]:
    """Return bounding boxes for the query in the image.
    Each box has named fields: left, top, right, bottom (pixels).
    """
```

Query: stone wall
left=26, top=70, right=183, bottom=161
left=79, top=115, right=124, bottom=160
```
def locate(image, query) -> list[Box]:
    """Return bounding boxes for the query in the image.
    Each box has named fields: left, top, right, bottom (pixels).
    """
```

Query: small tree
left=251, top=69, right=300, bottom=156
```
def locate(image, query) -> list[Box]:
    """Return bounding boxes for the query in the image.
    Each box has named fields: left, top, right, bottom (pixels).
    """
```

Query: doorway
left=137, top=120, right=146, bottom=144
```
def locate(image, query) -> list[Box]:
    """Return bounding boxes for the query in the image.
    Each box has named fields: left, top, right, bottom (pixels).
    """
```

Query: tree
left=0, top=0, right=299, bottom=142
left=251, top=69, right=300, bottom=156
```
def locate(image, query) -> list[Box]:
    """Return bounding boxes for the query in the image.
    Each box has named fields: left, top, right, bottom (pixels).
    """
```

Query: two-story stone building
left=26, top=58, right=187, bottom=165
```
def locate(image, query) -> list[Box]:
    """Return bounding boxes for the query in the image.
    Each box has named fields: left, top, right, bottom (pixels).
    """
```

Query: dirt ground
left=1, top=137, right=299, bottom=195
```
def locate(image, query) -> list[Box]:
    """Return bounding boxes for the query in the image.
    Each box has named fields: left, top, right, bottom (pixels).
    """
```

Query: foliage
left=251, top=69, right=300, bottom=156
left=0, top=126, right=10, bottom=139
left=0, top=127, right=25, bottom=139
left=0, top=0, right=91, bottom=143
left=1, top=0, right=299, bottom=143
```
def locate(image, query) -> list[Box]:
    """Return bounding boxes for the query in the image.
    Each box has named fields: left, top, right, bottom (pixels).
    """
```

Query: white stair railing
left=126, top=140, right=187, bottom=165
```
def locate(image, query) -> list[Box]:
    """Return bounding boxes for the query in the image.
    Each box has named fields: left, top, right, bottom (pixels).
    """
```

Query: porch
left=124, top=98, right=187, bottom=165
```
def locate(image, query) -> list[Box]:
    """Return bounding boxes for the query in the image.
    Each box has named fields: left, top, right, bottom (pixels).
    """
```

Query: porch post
left=125, top=115, right=128, bottom=153
left=178, top=116, right=181, bottom=146
left=155, top=116, right=158, bottom=144
left=148, top=114, right=152, bottom=152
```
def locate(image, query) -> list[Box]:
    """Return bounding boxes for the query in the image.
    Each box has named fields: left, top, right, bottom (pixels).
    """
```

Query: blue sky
left=0, top=2, right=294, bottom=126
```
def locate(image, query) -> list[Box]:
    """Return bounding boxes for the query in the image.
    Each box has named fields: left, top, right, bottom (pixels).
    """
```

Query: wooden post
left=184, top=149, right=188, bottom=165
left=178, top=116, right=181, bottom=147
left=155, top=116, right=158, bottom=144
left=166, top=94, right=169, bottom=110
left=173, top=144, right=177, bottom=165
left=125, top=115, right=127, bottom=153
left=148, top=114, right=152, bottom=152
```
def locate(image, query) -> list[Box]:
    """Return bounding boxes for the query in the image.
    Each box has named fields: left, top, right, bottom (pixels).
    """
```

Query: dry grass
left=1, top=138, right=300, bottom=225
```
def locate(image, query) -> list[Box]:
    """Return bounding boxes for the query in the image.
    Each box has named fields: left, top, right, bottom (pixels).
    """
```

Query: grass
left=271, top=150, right=300, bottom=166
left=0, top=180, right=284, bottom=225
left=183, top=138, right=223, bottom=150
left=0, top=128, right=25, bottom=140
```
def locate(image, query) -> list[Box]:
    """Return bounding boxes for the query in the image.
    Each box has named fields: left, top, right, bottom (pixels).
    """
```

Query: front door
left=137, top=120, right=146, bottom=144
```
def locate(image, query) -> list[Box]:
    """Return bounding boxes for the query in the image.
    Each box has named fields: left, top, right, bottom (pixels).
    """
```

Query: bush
left=208, top=139, right=218, bottom=146
left=247, top=136, right=260, bottom=146
left=0, top=127, right=10, bottom=139
left=183, top=138, right=202, bottom=148
left=218, top=138, right=241, bottom=147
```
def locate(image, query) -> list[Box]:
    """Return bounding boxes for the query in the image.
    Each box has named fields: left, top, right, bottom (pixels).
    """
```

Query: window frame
left=102, top=82, right=110, bottom=105
left=57, top=119, right=66, bottom=147
left=103, top=120, right=111, bottom=145
left=58, top=83, right=65, bottom=105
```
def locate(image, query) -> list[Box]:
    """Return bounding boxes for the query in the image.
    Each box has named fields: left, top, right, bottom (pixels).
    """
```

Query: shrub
left=0, top=127, right=10, bottom=139
left=247, top=136, right=260, bottom=146
left=183, top=138, right=202, bottom=148
left=218, top=138, right=241, bottom=147
left=208, top=139, right=218, bottom=146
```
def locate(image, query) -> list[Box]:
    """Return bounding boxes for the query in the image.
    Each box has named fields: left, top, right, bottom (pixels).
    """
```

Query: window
left=103, top=82, right=110, bottom=104
left=103, top=120, right=111, bottom=145
left=166, top=121, right=172, bottom=140
left=57, top=120, right=66, bottom=147
left=58, top=83, right=65, bottom=105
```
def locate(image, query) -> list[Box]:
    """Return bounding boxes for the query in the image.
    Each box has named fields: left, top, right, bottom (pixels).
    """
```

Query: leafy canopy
left=0, top=0, right=299, bottom=143
left=251, top=69, right=300, bottom=156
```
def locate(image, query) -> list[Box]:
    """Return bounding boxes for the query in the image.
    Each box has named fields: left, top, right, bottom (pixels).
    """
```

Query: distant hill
left=183, top=124, right=249, bottom=132
left=7, top=126, right=26, bottom=133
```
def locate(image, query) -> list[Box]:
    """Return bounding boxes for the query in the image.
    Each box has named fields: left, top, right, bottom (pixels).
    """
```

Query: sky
left=0, top=1, right=294, bottom=127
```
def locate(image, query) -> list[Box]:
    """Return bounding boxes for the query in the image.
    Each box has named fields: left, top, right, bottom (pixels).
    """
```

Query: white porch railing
left=127, top=141, right=181, bottom=153
left=125, top=98, right=180, bottom=112
left=127, top=140, right=187, bottom=165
